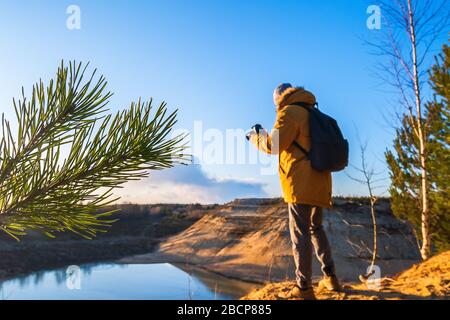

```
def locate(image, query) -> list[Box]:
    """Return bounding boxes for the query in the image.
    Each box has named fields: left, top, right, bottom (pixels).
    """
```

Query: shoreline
left=0, top=203, right=211, bottom=282
left=0, top=236, right=158, bottom=282
left=0, top=198, right=422, bottom=287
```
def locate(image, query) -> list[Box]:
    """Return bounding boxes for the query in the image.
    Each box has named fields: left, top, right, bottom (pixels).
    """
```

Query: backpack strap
left=293, top=141, right=310, bottom=159
left=290, top=102, right=317, bottom=110
left=289, top=102, right=317, bottom=159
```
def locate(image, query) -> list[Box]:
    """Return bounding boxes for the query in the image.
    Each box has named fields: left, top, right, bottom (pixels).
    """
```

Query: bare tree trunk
left=368, top=196, right=378, bottom=273
left=407, top=0, right=430, bottom=260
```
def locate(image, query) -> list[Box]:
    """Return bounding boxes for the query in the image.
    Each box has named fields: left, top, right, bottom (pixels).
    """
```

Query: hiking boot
left=277, top=286, right=316, bottom=300
left=318, top=275, right=341, bottom=291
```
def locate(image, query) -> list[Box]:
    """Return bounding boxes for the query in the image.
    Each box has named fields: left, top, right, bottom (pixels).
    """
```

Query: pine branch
left=0, top=61, right=188, bottom=239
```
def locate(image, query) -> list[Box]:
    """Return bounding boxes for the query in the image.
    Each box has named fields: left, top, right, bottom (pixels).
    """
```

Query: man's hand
left=246, top=124, right=272, bottom=154
left=246, top=124, right=264, bottom=141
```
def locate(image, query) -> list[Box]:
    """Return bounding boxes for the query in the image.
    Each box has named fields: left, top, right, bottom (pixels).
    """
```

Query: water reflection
left=0, top=263, right=258, bottom=300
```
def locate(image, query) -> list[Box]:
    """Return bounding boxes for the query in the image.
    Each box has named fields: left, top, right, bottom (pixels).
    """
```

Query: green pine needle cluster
left=0, top=61, right=188, bottom=240
left=386, top=43, right=450, bottom=253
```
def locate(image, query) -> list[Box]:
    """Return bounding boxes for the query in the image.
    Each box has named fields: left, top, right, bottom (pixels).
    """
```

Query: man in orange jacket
left=247, top=83, right=340, bottom=300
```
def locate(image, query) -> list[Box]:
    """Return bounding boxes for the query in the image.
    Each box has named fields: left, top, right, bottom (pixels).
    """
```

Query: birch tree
left=368, top=0, right=449, bottom=259
left=386, top=43, right=450, bottom=253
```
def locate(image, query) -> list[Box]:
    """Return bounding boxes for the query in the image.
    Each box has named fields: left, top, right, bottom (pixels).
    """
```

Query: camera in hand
left=246, top=124, right=263, bottom=141
left=252, top=124, right=263, bottom=134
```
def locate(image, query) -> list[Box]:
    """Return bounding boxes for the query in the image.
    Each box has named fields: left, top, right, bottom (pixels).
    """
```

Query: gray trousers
left=288, top=203, right=336, bottom=289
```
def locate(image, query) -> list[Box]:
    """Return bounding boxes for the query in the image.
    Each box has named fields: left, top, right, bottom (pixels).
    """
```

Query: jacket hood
left=276, top=87, right=316, bottom=110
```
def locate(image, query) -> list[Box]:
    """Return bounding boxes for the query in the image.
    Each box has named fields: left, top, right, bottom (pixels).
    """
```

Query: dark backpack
left=290, top=102, right=349, bottom=172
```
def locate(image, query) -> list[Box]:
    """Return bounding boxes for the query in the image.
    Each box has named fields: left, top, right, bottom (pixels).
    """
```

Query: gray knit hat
left=273, top=83, right=293, bottom=105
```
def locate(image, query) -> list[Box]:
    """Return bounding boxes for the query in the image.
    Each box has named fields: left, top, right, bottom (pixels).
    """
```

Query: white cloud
left=114, top=163, right=267, bottom=204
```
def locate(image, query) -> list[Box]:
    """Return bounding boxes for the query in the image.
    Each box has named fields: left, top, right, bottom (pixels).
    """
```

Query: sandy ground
left=242, top=251, right=450, bottom=300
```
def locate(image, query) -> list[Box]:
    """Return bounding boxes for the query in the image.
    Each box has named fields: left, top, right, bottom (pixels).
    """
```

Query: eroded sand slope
left=121, top=198, right=421, bottom=283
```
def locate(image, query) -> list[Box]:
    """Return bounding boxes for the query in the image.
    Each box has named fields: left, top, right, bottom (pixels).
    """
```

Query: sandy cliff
left=121, top=198, right=421, bottom=283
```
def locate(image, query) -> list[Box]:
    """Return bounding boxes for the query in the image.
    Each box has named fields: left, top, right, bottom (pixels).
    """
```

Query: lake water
left=0, top=263, right=258, bottom=300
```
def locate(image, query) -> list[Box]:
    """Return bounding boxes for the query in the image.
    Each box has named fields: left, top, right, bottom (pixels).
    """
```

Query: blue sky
left=0, top=1, right=447, bottom=203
